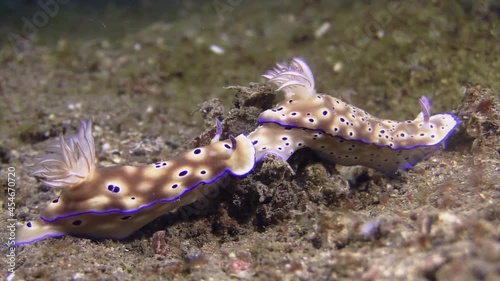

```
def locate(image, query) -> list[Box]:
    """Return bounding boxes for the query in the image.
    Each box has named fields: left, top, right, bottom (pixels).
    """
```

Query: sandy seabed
left=0, top=1, right=499, bottom=280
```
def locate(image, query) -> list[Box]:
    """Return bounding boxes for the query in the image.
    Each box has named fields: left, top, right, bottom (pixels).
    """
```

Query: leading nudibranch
left=248, top=58, right=459, bottom=173
left=16, top=120, right=255, bottom=245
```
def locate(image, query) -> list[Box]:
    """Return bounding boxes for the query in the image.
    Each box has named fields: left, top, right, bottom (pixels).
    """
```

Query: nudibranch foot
left=17, top=120, right=255, bottom=245
left=256, top=58, right=459, bottom=173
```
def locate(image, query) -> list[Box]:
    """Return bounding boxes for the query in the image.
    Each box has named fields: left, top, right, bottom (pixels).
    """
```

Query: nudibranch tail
left=16, top=220, right=66, bottom=245
left=262, top=57, right=316, bottom=100
left=17, top=120, right=255, bottom=245
left=29, top=120, right=95, bottom=188
left=248, top=123, right=309, bottom=162
left=259, top=58, right=459, bottom=173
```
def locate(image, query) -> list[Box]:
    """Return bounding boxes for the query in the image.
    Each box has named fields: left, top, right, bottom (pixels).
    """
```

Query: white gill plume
left=262, top=57, right=316, bottom=100
left=29, top=120, right=96, bottom=188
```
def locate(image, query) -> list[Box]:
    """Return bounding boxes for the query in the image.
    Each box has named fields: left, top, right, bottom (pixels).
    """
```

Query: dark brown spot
left=477, top=99, right=493, bottom=114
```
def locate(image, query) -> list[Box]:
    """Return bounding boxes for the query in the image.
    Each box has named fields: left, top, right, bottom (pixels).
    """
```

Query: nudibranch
left=249, top=58, right=459, bottom=173
left=17, top=120, right=255, bottom=245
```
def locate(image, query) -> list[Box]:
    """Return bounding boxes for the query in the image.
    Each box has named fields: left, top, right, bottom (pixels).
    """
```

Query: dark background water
left=0, top=0, right=194, bottom=45
left=0, top=0, right=183, bottom=14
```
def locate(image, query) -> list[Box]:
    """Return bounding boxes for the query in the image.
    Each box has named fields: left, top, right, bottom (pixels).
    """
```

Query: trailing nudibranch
left=16, top=120, right=255, bottom=245
left=249, top=58, right=459, bottom=173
